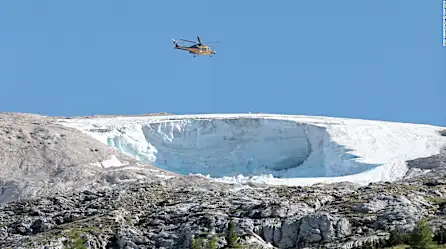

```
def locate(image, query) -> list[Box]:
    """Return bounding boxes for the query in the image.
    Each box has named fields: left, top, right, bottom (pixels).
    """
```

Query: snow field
left=58, top=113, right=446, bottom=186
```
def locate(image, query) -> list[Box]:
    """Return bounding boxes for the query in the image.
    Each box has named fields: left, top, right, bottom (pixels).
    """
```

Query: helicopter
left=172, top=36, right=218, bottom=57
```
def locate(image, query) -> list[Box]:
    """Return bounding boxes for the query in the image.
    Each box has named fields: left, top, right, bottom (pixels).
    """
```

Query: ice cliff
left=59, top=113, right=446, bottom=186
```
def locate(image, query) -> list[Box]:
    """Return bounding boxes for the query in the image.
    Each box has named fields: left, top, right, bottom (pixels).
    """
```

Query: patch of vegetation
left=225, top=219, right=241, bottom=248
left=406, top=219, right=436, bottom=249
left=399, top=185, right=422, bottom=192
left=191, top=234, right=218, bottom=249
left=351, top=218, right=446, bottom=249
left=208, top=235, right=218, bottom=249
left=62, top=226, right=100, bottom=249
left=64, top=230, right=87, bottom=249
left=190, top=219, right=243, bottom=249
left=387, top=229, right=409, bottom=247
left=425, top=197, right=446, bottom=206
left=34, top=227, right=65, bottom=244
left=192, top=237, right=205, bottom=249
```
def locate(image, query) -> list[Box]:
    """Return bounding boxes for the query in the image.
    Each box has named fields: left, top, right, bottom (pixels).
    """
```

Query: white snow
left=90, top=154, right=125, bottom=168
left=57, top=113, right=446, bottom=186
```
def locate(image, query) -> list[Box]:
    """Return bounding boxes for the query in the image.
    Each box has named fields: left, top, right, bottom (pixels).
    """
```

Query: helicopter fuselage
left=175, top=45, right=215, bottom=55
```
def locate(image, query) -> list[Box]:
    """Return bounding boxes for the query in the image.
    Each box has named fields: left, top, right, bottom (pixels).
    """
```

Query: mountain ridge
left=1, top=112, right=446, bottom=248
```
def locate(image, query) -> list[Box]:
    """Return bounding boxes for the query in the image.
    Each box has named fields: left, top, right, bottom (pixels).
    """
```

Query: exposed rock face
left=1, top=170, right=446, bottom=249
left=407, top=147, right=446, bottom=170
left=0, top=113, right=176, bottom=203
left=0, top=113, right=446, bottom=248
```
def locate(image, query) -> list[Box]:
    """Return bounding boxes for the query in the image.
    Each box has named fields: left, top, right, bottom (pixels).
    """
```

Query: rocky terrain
left=0, top=113, right=446, bottom=249
left=0, top=112, right=176, bottom=203
left=2, top=171, right=446, bottom=249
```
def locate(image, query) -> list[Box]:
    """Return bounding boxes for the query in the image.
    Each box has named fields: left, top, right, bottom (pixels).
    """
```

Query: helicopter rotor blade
left=179, top=39, right=196, bottom=43
left=198, top=35, right=219, bottom=45
left=178, top=36, right=219, bottom=46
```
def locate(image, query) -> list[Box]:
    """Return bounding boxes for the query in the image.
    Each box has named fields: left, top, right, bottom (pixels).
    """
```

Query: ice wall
left=104, top=118, right=377, bottom=178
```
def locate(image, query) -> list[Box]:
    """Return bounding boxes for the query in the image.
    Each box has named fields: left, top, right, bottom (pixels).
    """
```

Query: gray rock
left=0, top=113, right=176, bottom=204
left=0, top=113, right=446, bottom=249
left=298, top=212, right=342, bottom=243
left=30, top=217, right=54, bottom=234
left=277, top=218, right=300, bottom=248
left=352, top=200, right=386, bottom=213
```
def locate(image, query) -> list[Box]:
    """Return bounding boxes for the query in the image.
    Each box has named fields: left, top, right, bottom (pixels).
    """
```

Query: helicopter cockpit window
left=201, top=47, right=207, bottom=51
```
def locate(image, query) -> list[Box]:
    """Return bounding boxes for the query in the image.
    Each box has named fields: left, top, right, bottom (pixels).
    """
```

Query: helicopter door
left=201, top=47, right=207, bottom=52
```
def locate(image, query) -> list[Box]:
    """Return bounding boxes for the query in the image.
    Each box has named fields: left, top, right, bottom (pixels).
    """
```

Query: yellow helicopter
left=172, top=36, right=218, bottom=57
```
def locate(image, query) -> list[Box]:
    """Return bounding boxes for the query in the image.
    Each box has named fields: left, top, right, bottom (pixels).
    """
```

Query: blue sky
left=0, top=1, right=445, bottom=126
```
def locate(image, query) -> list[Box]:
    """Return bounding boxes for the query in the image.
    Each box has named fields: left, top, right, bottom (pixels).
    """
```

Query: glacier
left=58, top=113, right=446, bottom=186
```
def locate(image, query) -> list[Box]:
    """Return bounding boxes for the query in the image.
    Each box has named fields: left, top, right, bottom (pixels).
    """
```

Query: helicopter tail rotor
left=172, top=38, right=179, bottom=48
